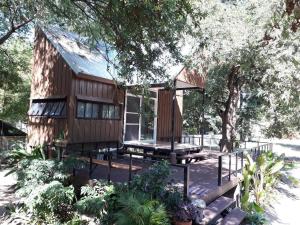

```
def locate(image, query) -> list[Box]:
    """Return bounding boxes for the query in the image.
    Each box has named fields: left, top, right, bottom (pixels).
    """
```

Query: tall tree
left=0, top=37, right=32, bottom=123
left=190, top=0, right=300, bottom=151
left=0, top=0, right=198, bottom=81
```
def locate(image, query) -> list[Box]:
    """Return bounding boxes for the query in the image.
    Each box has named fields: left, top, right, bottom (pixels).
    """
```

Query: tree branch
left=0, top=17, right=34, bottom=45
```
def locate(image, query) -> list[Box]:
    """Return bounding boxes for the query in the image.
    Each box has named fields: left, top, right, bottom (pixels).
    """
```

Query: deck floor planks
left=87, top=149, right=242, bottom=204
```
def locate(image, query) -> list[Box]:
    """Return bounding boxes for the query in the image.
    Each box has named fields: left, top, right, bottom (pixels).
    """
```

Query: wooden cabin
left=28, top=27, right=204, bottom=150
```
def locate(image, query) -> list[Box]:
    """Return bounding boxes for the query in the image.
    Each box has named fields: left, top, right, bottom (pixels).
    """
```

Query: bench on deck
left=177, top=152, right=208, bottom=163
left=121, top=150, right=171, bottom=160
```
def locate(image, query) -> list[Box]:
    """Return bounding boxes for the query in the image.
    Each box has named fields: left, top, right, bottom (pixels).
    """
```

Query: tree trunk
left=219, top=65, right=241, bottom=152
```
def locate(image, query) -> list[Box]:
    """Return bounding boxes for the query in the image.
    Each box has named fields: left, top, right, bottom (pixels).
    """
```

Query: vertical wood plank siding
left=28, top=29, right=125, bottom=146
left=69, top=78, right=124, bottom=143
left=157, top=90, right=183, bottom=142
left=28, top=30, right=71, bottom=146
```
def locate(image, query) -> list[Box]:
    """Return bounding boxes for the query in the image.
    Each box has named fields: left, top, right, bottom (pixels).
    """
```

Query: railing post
left=58, top=147, right=62, bottom=161
left=128, top=153, right=132, bottom=183
left=218, top=155, right=223, bottom=186
left=107, top=152, right=112, bottom=183
left=89, top=152, right=92, bottom=178
left=184, top=165, right=190, bottom=199
left=228, top=154, right=232, bottom=181
left=241, top=151, right=244, bottom=169
left=270, top=142, right=273, bottom=151
left=235, top=152, right=238, bottom=176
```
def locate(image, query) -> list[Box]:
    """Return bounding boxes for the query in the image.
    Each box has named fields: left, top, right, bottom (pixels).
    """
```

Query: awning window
left=28, top=99, right=66, bottom=118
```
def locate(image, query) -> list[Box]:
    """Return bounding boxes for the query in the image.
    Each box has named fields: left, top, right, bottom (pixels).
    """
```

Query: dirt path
left=0, top=168, right=18, bottom=223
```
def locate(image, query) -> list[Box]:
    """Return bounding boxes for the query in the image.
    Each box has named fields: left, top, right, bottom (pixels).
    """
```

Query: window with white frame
left=124, top=91, right=157, bottom=142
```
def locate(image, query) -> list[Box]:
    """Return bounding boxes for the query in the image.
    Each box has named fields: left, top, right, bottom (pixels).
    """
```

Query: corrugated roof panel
left=41, top=26, right=117, bottom=80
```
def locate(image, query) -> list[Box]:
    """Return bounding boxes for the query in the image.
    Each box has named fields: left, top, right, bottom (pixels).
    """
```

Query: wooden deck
left=123, top=141, right=202, bottom=154
left=87, top=150, right=242, bottom=204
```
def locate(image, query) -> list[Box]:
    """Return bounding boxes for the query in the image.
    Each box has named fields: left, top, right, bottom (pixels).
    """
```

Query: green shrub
left=114, top=192, right=170, bottom=225
left=163, top=186, right=183, bottom=211
left=241, top=150, right=284, bottom=211
left=14, top=159, right=71, bottom=197
left=25, top=181, right=75, bottom=223
left=241, top=150, right=286, bottom=223
left=75, top=180, right=116, bottom=219
left=245, top=211, right=267, bottom=225
left=131, top=160, right=170, bottom=198
left=65, top=215, right=88, bottom=225
left=8, top=144, right=46, bottom=164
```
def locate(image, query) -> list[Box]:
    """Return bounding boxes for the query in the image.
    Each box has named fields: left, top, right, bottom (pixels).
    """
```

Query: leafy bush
left=174, top=202, right=198, bottom=222
left=8, top=144, right=46, bottom=164
left=163, top=186, right=183, bottom=211
left=131, top=160, right=170, bottom=198
left=114, top=192, right=170, bottom=225
left=245, top=211, right=267, bottom=225
left=25, top=181, right=74, bottom=223
left=241, top=150, right=285, bottom=224
left=241, top=150, right=284, bottom=210
left=75, top=180, right=115, bottom=217
left=14, top=159, right=71, bottom=197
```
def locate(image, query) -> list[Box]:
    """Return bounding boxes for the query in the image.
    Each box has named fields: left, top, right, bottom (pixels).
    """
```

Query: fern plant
left=114, top=192, right=170, bottom=225
left=131, top=160, right=170, bottom=198
left=75, top=180, right=115, bottom=217
left=8, top=144, right=46, bottom=164
left=25, top=181, right=75, bottom=223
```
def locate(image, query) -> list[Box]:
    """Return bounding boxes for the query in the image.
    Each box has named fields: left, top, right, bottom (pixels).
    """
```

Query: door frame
left=123, top=89, right=158, bottom=143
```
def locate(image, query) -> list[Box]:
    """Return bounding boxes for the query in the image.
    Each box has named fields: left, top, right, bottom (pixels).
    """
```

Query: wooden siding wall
left=28, top=29, right=125, bottom=146
left=68, top=78, right=124, bottom=144
left=157, top=90, right=183, bottom=141
left=28, top=30, right=72, bottom=146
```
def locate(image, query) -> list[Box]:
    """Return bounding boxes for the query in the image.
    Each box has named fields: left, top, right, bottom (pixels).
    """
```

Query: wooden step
left=201, top=196, right=235, bottom=224
left=219, top=208, right=246, bottom=225
left=192, top=178, right=240, bottom=205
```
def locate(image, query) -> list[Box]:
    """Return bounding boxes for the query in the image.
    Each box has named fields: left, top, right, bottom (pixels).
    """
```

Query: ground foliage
left=6, top=148, right=180, bottom=224
left=241, top=150, right=287, bottom=224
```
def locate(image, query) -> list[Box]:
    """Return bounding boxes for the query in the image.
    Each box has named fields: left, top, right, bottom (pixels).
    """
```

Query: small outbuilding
left=0, top=120, right=26, bottom=150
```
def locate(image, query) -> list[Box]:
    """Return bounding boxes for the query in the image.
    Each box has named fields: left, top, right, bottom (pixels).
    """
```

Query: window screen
left=28, top=99, right=66, bottom=117
left=127, top=96, right=140, bottom=113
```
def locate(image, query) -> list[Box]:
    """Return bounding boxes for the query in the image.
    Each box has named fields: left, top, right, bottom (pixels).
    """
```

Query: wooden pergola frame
left=170, top=68, right=206, bottom=153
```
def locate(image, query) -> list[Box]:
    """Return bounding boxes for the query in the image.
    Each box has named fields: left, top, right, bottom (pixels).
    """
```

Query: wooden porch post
left=171, top=80, right=176, bottom=152
left=170, top=80, right=177, bottom=164
left=201, top=89, right=205, bottom=150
